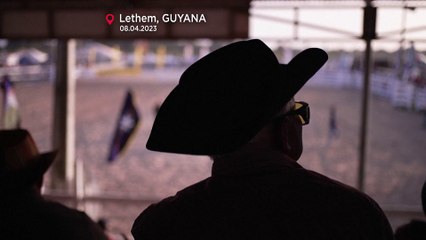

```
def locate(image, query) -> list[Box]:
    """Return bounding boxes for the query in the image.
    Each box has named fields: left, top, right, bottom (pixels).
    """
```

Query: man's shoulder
left=131, top=178, right=210, bottom=239
left=42, top=200, right=91, bottom=220
left=284, top=168, right=393, bottom=238
left=296, top=168, right=392, bottom=228
left=135, top=177, right=210, bottom=214
left=41, top=200, right=106, bottom=238
left=296, top=168, right=382, bottom=208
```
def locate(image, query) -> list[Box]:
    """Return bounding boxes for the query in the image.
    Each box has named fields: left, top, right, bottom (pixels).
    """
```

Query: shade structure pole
left=358, top=0, right=376, bottom=192
left=51, top=39, right=76, bottom=195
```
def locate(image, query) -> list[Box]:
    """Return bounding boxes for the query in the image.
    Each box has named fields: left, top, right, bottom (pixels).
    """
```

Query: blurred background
left=1, top=0, right=426, bottom=238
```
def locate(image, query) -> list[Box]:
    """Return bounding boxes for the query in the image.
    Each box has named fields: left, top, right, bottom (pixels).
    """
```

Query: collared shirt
left=132, top=148, right=394, bottom=240
left=212, top=147, right=301, bottom=176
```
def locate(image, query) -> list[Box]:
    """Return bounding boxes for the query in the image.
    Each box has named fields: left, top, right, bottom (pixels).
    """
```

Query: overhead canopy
left=0, top=0, right=250, bottom=39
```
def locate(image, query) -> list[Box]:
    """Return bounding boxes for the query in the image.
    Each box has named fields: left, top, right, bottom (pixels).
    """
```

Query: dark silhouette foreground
left=0, top=129, right=107, bottom=240
left=132, top=39, right=394, bottom=240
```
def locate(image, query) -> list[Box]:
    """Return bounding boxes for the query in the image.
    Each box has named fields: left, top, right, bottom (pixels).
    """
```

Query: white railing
left=0, top=65, right=54, bottom=82
left=311, top=69, right=426, bottom=112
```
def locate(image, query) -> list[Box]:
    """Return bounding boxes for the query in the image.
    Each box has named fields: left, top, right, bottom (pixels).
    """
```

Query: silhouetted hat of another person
left=0, top=129, right=107, bottom=240
left=0, top=129, right=56, bottom=191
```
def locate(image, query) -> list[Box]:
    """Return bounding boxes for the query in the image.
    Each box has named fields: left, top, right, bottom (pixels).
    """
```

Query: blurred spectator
left=1, top=75, right=21, bottom=129
left=0, top=129, right=108, bottom=240
left=328, top=105, right=339, bottom=140
left=394, top=181, right=426, bottom=240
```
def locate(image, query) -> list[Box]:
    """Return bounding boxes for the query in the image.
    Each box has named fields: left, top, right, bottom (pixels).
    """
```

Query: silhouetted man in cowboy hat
left=132, top=39, right=393, bottom=239
left=0, top=129, right=107, bottom=240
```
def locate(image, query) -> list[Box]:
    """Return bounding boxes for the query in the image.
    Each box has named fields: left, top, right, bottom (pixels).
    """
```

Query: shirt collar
left=212, top=147, right=302, bottom=176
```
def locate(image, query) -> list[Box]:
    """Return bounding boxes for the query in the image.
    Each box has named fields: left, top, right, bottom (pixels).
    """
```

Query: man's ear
left=276, top=117, right=303, bottom=160
left=281, top=122, right=292, bottom=152
left=274, top=120, right=290, bottom=152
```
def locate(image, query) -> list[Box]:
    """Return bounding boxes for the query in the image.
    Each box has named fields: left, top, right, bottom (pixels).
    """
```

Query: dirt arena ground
left=11, top=77, right=426, bottom=237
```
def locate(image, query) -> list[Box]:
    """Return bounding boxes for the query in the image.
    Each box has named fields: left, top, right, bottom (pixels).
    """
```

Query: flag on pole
left=107, top=89, right=140, bottom=162
left=1, top=75, right=21, bottom=129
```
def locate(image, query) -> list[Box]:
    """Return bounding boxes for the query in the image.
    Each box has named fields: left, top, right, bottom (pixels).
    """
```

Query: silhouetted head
left=239, top=97, right=308, bottom=161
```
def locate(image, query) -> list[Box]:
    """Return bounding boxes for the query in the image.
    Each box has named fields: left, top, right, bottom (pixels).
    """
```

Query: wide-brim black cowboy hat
left=0, top=129, right=57, bottom=190
left=147, top=39, right=328, bottom=155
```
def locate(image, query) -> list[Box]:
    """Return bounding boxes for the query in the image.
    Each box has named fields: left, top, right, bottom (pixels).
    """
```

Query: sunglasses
left=275, top=101, right=310, bottom=125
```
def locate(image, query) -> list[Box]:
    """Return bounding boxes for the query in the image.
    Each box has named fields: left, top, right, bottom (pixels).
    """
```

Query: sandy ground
left=9, top=77, right=426, bottom=236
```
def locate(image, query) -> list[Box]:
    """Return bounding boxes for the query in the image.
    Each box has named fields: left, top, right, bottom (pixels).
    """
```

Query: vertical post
left=358, top=39, right=371, bottom=192
left=398, top=3, right=408, bottom=80
left=293, top=7, right=299, bottom=41
left=358, top=1, right=376, bottom=192
left=75, top=156, right=85, bottom=210
left=51, top=39, right=76, bottom=194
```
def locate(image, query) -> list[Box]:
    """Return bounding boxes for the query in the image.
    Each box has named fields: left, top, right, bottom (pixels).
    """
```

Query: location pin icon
left=106, top=14, right=115, bottom=25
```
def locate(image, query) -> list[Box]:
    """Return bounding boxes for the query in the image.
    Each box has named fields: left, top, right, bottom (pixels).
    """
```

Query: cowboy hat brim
left=279, top=47, right=328, bottom=105
left=146, top=39, right=327, bottom=155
